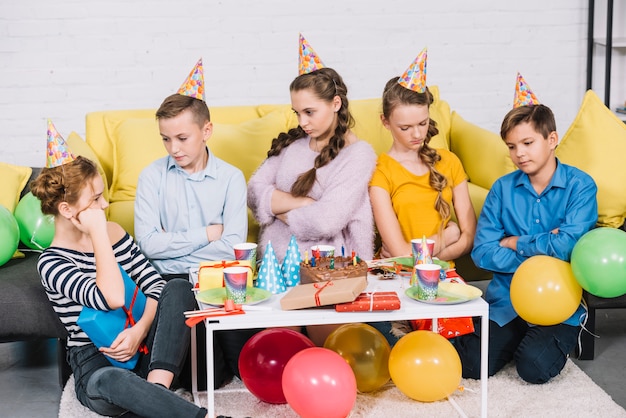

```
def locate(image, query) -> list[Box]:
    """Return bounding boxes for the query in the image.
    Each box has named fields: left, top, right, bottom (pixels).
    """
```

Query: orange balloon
left=511, top=255, right=582, bottom=325
left=388, top=331, right=461, bottom=402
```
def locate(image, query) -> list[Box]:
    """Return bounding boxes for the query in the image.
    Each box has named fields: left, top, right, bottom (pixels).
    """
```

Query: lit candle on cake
left=304, top=250, right=309, bottom=265
left=330, top=257, right=335, bottom=269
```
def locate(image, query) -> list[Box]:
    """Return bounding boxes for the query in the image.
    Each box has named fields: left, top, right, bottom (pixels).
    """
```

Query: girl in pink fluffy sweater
left=248, top=67, right=376, bottom=268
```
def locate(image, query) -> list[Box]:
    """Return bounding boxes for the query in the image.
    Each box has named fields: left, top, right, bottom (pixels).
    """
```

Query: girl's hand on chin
left=72, top=208, right=107, bottom=234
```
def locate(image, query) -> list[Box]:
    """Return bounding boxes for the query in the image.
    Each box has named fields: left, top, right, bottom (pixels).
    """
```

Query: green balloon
left=0, top=205, right=19, bottom=266
left=14, top=192, right=55, bottom=250
left=571, top=227, right=626, bottom=298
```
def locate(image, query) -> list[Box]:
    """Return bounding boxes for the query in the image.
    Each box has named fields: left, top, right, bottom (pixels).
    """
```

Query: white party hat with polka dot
left=255, top=241, right=287, bottom=294
left=281, top=235, right=302, bottom=287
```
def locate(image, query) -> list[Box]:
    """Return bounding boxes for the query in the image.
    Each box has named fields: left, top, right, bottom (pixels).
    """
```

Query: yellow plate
left=196, top=287, right=272, bottom=307
left=406, top=281, right=482, bottom=305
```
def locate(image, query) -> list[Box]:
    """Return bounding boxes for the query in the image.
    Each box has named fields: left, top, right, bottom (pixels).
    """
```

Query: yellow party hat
left=46, top=119, right=76, bottom=168
left=513, top=72, right=540, bottom=108
left=298, top=33, right=325, bottom=75
left=177, top=58, right=205, bottom=101
left=398, top=48, right=428, bottom=93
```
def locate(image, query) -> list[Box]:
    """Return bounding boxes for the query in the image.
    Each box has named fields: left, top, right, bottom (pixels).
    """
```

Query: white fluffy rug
left=59, top=360, right=626, bottom=417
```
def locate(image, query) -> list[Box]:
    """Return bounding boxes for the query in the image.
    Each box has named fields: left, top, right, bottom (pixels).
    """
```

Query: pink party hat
left=177, top=58, right=205, bottom=101
left=282, top=235, right=302, bottom=287
left=298, top=33, right=325, bottom=75
left=513, top=72, right=539, bottom=108
left=46, top=119, right=76, bottom=168
left=398, top=48, right=428, bottom=93
left=255, top=241, right=287, bottom=294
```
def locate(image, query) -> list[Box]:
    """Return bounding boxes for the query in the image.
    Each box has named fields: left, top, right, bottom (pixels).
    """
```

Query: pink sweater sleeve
left=287, top=141, right=377, bottom=241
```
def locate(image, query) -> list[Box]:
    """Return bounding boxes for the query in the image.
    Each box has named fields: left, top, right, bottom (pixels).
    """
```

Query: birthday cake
left=300, top=256, right=369, bottom=284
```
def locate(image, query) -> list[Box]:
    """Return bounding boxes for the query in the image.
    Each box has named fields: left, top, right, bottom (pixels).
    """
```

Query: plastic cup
left=310, top=245, right=335, bottom=258
left=411, top=238, right=435, bottom=265
left=416, top=264, right=441, bottom=301
left=223, top=266, right=249, bottom=304
left=234, top=243, right=257, bottom=275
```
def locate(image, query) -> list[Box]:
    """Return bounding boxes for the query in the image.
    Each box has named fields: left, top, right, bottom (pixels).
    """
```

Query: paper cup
left=415, top=264, right=441, bottom=301
left=310, top=245, right=335, bottom=258
left=234, top=243, right=257, bottom=275
left=411, top=238, right=435, bottom=265
left=223, top=266, right=249, bottom=304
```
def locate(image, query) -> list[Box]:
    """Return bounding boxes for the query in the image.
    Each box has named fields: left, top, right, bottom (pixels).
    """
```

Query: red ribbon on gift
left=121, top=285, right=149, bottom=355
left=198, top=261, right=250, bottom=287
left=313, top=280, right=334, bottom=306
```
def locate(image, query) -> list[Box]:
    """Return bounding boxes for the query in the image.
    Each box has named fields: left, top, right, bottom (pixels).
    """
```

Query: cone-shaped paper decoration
left=398, top=48, right=427, bottom=93
left=298, top=33, right=325, bottom=75
left=177, top=58, right=205, bottom=101
left=255, top=241, right=287, bottom=294
left=513, top=72, right=539, bottom=108
left=46, top=119, right=76, bottom=168
left=282, top=235, right=302, bottom=287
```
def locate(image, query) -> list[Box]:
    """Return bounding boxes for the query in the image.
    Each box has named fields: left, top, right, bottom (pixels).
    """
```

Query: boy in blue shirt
left=454, top=75, right=598, bottom=384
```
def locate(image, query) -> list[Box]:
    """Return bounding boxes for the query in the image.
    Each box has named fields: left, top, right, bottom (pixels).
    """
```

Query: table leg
left=206, top=325, right=215, bottom=416
left=190, top=325, right=200, bottom=406
left=480, top=313, right=489, bottom=418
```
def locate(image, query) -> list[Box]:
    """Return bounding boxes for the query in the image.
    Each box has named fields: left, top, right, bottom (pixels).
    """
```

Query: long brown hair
left=267, top=67, right=354, bottom=197
left=382, top=77, right=451, bottom=232
left=30, top=156, right=99, bottom=216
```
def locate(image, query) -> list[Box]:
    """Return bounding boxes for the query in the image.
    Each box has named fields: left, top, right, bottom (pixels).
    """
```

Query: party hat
left=513, top=72, right=539, bottom=108
left=398, top=48, right=427, bottom=93
left=46, top=119, right=76, bottom=168
left=177, top=58, right=205, bottom=101
left=255, top=241, right=287, bottom=294
left=282, top=235, right=302, bottom=287
left=298, top=33, right=325, bottom=75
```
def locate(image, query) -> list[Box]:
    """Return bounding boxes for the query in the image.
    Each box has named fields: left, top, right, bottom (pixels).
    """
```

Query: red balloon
left=238, top=328, right=315, bottom=404
left=282, top=347, right=357, bottom=418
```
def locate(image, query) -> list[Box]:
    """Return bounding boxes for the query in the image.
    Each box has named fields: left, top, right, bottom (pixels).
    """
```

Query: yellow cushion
left=0, top=162, right=31, bottom=213
left=556, top=90, right=626, bottom=228
left=109, top=118, right=166, bottom=203
left=109, top=200, right=135, bottom=237
left=449, top=111, right=516, bottom=190
left=65, top=132, right=110, bottom=206
left=209, top=108, right=292, bottom=181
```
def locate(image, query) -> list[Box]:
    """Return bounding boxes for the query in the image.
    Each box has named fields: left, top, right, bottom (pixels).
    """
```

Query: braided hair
left=267, top=67, right=355, bottom=197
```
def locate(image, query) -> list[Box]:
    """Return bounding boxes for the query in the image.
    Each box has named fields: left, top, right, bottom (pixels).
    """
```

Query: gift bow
left=313, top=280, right=334, bottom=306
left=121, top=285, right=149, bottom=355
left=184, top=299, right=246, bottom=328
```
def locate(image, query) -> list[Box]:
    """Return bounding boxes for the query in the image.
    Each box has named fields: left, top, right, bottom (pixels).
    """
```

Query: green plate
left=196, top=287, right=272, bottom=307
left=405, top=282, right=482, bottom=305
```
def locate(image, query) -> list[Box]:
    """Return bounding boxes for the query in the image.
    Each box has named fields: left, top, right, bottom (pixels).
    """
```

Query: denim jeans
left=452, top=316, right=580, bottom=384
left=68, top=279, right=207, bottom=418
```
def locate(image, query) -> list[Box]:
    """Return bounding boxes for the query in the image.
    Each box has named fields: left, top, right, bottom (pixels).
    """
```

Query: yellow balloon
left=388, top=331, right=461, bottom=402
left=511, top=255, right=582, bottom=326
left=324, top=323, right=391, bottom=392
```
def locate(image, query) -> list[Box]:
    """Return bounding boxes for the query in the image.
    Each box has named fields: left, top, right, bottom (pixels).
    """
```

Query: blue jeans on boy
left=452, top=316, right=580, bottom=384
left=68, top=279, right=207, bottom=418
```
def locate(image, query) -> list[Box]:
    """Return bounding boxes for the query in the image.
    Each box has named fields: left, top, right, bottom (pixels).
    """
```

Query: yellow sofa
left=81, top=86, right=515, bottom=280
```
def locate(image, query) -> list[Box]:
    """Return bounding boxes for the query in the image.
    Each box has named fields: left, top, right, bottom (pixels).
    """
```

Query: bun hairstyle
left=381, top=77, right=451, bottom=231
left=30, top=156, right=99, bottom=216
left=267, top=67, right=355, bottom=197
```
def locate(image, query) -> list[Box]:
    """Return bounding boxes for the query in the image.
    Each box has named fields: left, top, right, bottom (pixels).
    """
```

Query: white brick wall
left=0, top=0, right=605, bottom=166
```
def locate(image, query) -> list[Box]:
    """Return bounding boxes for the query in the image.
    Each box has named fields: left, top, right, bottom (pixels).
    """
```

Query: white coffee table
left=189, top=271, right=489, bottom=417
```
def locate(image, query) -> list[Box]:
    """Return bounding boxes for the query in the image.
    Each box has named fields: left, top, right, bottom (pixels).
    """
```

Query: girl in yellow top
left=369, top=76, right=476, bottom=262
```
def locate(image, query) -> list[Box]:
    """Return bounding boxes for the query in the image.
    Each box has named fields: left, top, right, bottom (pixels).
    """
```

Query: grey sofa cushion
left=0, top=251, right=66, bottom=342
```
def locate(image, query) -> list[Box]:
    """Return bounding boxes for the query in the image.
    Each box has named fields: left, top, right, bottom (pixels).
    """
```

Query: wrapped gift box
left=335, top=291, right=401, bottom=312
left=280, top=276, right=367, bottom=310
left=198, top=260, right=253, bottom=291
left=77, top=265, right=146, bottom=369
